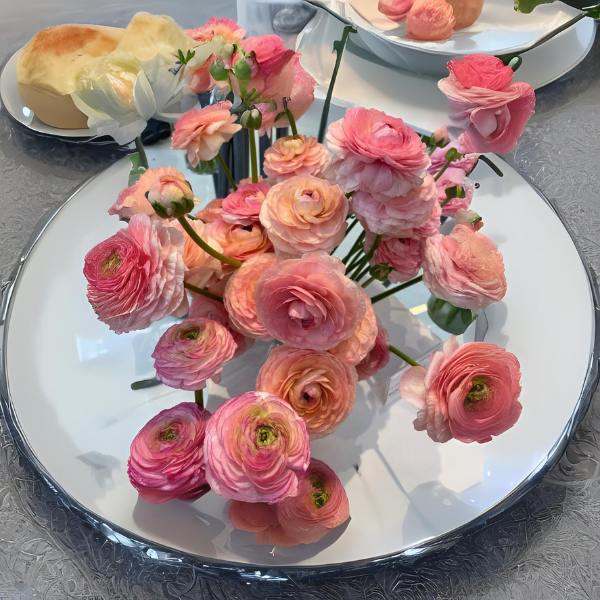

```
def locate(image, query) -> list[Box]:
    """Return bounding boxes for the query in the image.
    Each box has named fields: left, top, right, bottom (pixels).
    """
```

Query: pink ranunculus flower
left=356, top=318, right=390, bottom=381
left=186, top=17, right=245, bottom=44
left=435, top=167, right=474, bottom=217
left=352, top=174, right=437, bottom=236
left=423, top=224, right=506, bottom=313
left=171, top=101, right=242, bottom=167
left=196, top=198, right=224, bottom=223
left=204, top=391, right=310, bottom=503
left=255, top=251, right=366, bottom=350
left=206, top=218, right=272, bottom=264
left=228, top=500, right=294, bottom=544
left=379, top=0, right=414, bottom=20
left=221, top=182, right=270, bottom=226
left=328, top=288, right=377, bottom=365
left=263, top=135, right=330, bottom=183
left=366, top=232, right=424, bottom=284
left=128, top=402, right=211, bottom=504
left=256, top=346, right=357, bottom=439
left=396, top=199, right=442, bottom=240
left=84, top=214, right=185, bottom=334
left=188, top=295, right=255, bottom=358
left=454, top=208, right=484, bottom=230
left=223, top=253, right=280, bottom=340
left=152, top=317, right=237, bottom=391
left=259, top=175, right=348, bottom=256
left=438, top=54, right=536, bottom=155
left=429, top=141, right=479, bottom=174
left=400, top=336, right=522, bottom=443
left=324, top=107, right=430, bottom=201
left=406, top=0, right=455, bottom=41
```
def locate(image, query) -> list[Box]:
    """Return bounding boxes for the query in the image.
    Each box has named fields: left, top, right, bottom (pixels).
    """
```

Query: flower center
left=180, top=327, right=202, bottom=340
left=256, top=425, right=277, bottom=447
left=159, top=428, right=177, bottom=442
left=301, top=383, right=321, bottom=404
left=241, top=225, right=253, bottom=232
left=101, top=249, right=121, bottom=276
left=310, top=476, right=330, bottom=509
left=464, top=377, right=490, bottom=410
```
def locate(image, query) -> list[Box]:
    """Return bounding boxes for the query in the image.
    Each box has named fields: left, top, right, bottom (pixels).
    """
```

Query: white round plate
left=1, top=129, right=596, bottom=569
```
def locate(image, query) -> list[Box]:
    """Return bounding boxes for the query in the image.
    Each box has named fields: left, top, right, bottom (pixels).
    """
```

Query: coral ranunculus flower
left=356, top=318, right=391, bottom=381
left=128, top=402, right=211, bottom=503
left=406, top=0, right=455, bottom=41
left=256, top=346, right=357, bottom=439
left=221, top=182, right=270, bottom=226
left=204, top=391, right=310, bottom=503
left=186, top=17, right=245, bottom=44
left=263, top=135, right=330, bottom=183
left=206, top=218, right=273, bottom=264
left=196, top=198, right=224, bottom=223
left=379, top=0, right=414, bottom=20
left=84, top=214, right=185, bottom=334
left=400, top=336, right=522, bottom=443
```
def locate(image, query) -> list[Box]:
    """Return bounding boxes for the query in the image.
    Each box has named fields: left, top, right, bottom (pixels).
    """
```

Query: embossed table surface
left=1, top=1, right=600, bottom=598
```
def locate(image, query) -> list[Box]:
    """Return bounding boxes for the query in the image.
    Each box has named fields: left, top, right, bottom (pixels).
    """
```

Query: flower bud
left=218, top=43, right=235, bottom=60
left=146, top=174, right=197, bottom=219
left=209, top=60, right=230, bottom=82
left=369, top=262, right=393, bottom=281
left=445, top=147, right=464, bottom=162
left=233, top=58, right=252, bottom=81
left=431, top=126, right=450, bottom=148
left=240, top=108, right=262, bottom=130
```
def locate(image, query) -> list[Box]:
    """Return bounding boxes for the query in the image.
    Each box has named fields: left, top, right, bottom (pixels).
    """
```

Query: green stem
left=354, top=264, right=371, bottom=283
left=216, top=153, right=237, bottom=191
left=195, top=388, right=204, bottom=407
left=370, top=275, right=423, bottom=304
left=350, top=234, right=381, bottom=280
left=361, top=275, right=375, bottom=288
left=131, top=377, right=161, bottom=390
left=478, top=155, right=504, bottom=177
left=344, top=216, right=358, bottom=238
left=434, top=159, right=451, bottom=182
left=135, top=136, right=149, bottom=169
left=249, top=128, right=259, bottom=183
left=341, top=230, right=365, bottom=265
left=177, top=216, right=242, bottom=268
left=286, top=109, right=299, bottom=136
left=388, top=344, right=421, bottom=367
left=184, top=281, right=224, bottom=303
left=318, top=24, right=356, bottom=144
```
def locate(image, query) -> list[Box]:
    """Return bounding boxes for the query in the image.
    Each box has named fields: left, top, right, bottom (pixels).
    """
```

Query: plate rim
left=0, top=161, right=598, bottom=580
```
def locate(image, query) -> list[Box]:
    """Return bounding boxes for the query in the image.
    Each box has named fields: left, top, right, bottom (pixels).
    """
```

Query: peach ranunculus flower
left=84, top=214, right=185, bottom=334
left=406, top=0, right=455, bottom=42
left=328, top=288, right=377, bottom=365
left=324, top=107, right=431, bottom=201
left=223, top=253, right=281, bottom=340
left=152, top=317, right=237, bottom=391
left=356, top=318, right=390, bottom=381
left=438, top=54, right=536, bottom=155
left=400, top=336, right=522, bottom=443
left=263, top=135, right=330, bottom=183
left=128, top=402, right=211, bottom=504
left=204, top=391, right=310, bottom=503
left=255, top=252, right=366, bottom=350
left=256, top=346, right=357, bottom=439
left=366, top=232, right=424, bottom=284
left=229, top=458, right=350, bottom=545
left=171, top=100, right=242, bottom=167
left=206, top=218, right=272, bottom=264
left=352, top=174, right=437, bottom=237
left=259, top=175, right=349, bottom=256
left=147, top=170, right=198, bottom=218
left=422, top=224, right=506, bottom=313
left=379, top=0, right=414, bottom=20
left=196, top=198, right=224, bottom=223
left=221, top=182, right=270, bottom=226
left=186, top=17, right=245, bottom=44
left=435, top=166, right=474, bottom=217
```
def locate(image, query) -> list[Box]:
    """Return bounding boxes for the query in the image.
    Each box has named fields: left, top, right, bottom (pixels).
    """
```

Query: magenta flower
left=221, top=182, right=270, bottom=226
left=356, top=318, right=390, bottom=381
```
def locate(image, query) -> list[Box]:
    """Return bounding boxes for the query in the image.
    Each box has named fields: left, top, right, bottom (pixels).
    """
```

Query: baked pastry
left=406, top=0, right=456, bottom=41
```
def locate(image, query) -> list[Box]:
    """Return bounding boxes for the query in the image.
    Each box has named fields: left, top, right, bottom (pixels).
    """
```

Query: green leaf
left=427, top=296, right=477, bottom=335
left=128, top=153, right=146, bottom=186
left=515, top=0, right=593, bottom=12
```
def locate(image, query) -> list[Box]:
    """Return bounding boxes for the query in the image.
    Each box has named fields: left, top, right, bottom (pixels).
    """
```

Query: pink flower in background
left=406, top=0, right=455, bottom=42
left=352, top=174, right=437, bottom=236
left=255, top=252, right=366, bottom=350
left=356, top=318, right=390, bottom=381
left=263, top=135, right=330, bottom=183
left=422, top=224, right=506, bottom=313
left=259, top=175, right=348, bottom=256
left=222, top=182, right=270, bottom=226
left=128, top=402, right=211, bottom=504
left=207, top=218, right=272, bottom=264
left=431, top=126, right=450, bottom=147
left=196, top=198, right=224, bottom=223
left=171, top=101, right=242, bottom=167
left=396, top=199, right=442, bottom=240
left=366, top=232, right=424, bottom=283
left=223, top=253, right=280, bottom=340
left=429, top=141, right=479, bottom=174
left=84, top=214, right=185, bottom=334
left=186, top=17, right=245, bottom=44
left=438, top=54, right=536, bottom=154
left=324, top=107, right=430, bottom=201
left=188, top=295, right=255, bottom=358
left=204, top=391, right=310, bottom=503
left=229, top=501, right=293, bottom=545
left=328, top=289, right=377, bottom=365
left=152, top=317, right=236, bottom=391
left=400, top=336, right=522, bottom=443
left=256, top=346, right=357, bottom=439
left=434, top=167, right=474, bottom=216
left=379, top=0, right=414, bottom=20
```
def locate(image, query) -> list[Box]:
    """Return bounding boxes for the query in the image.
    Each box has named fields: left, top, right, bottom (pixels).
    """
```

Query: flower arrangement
left=83, top=13, right=535, bottom=546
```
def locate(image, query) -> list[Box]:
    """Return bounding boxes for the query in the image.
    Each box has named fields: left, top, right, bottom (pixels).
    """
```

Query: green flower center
left=180, top=327, right=201, bottom=340
left=256, top=426, right=277, bottom=447
left=159, top=428, right=177, bottom=442
left=101, top=249, right=121, bottom=276
left=464, top=377, right=490, bottom=410
left=310, top=476, right=330, bottom=509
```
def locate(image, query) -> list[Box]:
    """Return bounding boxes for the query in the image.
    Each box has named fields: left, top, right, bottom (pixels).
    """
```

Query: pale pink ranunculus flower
left=396, top=199, right=442, bottom=240
left=352, top=173, right=437, bottom=237
left=188, top=295, right=255, bottom=358
left=263, top=135, right=330, bottom=183
left=128, top=402, right=211, bottom=504
left=438, top=54, right=536, bottom=155
left=259, top=175, right=348, bottom=256
left=223, top=253, right=281, bottom=340
left=206, top=218, right=272, bottom=264
left=147, top=171, right=196, bottom=217
left=84, top=214, right=185, bottom=334
left=429, top=141, right=479, bottom=174
left=324, top=107, right=430, bottom=201
left=221, top=182, right=270, bottom=226
left=406, top=0, right=455, bottom=41
left=196, top=198, right=224, bottom=223
left=366, top=232, right=424, bottom=284
left=186, top=17, right=245, bottom=44
left=255, top=251, right=366, bottom=350
left=171, top=101, right=242, bottom=167
left=356, top=318, right=390, bottom=381
left=256, top=346, right=357, bottom=439
left=400, top=336, right=522, bottom=443
left=379, top=0, right=414, bottom=20
left=328, top=288, right=377, bottom=365
left=152, top=317, right=237, bottom=391
left=435, top=167, right=474, bottom=217
left=204, top=390, right=310, bottom=503
left=423, top=223, right=506, bottom=313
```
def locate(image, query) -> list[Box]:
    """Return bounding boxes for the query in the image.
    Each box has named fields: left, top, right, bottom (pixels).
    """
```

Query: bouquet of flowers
left=83, top=13, right=534, bottom=546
